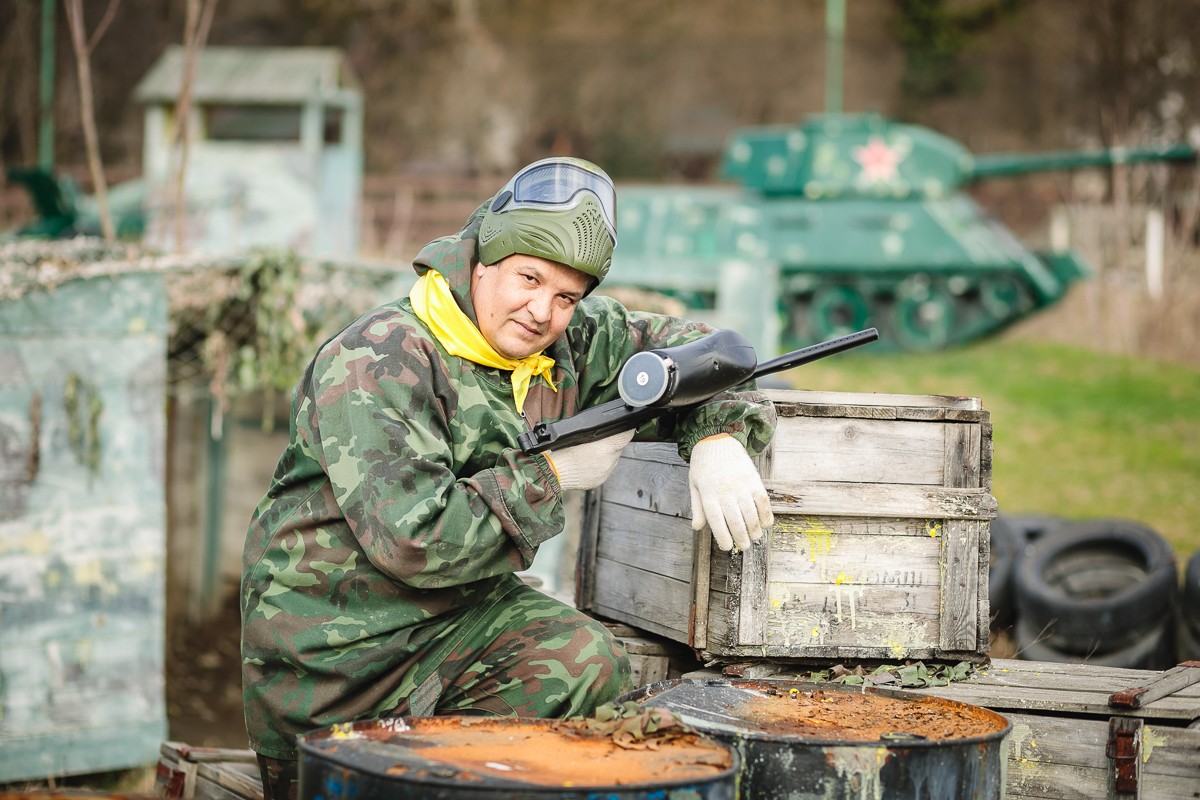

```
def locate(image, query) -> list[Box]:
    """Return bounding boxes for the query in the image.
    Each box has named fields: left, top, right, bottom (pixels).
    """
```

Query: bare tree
left=171, top=0, right=219, bottom=252
left=0, top=2, right=40, bottom=174
left=63, top=0, right=120, bottom=241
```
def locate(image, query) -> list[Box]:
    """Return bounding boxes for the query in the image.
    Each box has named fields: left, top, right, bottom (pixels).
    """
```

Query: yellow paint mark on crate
left=798, top=518, right=835, bottom=562
left=1143, top=728, right=1167, bottom=763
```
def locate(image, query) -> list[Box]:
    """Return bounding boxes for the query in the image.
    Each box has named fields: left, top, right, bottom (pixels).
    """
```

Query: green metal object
left=607, top=112, right=1197, bottom=353
left=824, top=0, right=845, bottom=115
left=4, top=167, right=146, bottom=241
left=38, top=0, right=54, bottom=171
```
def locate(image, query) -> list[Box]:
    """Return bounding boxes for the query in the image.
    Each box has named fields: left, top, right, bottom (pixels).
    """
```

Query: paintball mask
left=478, top=157, right=618, bottom=291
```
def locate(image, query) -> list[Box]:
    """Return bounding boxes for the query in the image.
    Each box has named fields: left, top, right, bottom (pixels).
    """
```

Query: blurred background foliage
left=2, top=0, right=1199, bottom=180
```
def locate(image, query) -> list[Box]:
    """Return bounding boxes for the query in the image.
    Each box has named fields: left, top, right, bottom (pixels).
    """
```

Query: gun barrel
left=517, top=327, right=879, bottom=455
left=970, top=143, right=1197, bottom=180
left=754, top=327, right=879, bottom=379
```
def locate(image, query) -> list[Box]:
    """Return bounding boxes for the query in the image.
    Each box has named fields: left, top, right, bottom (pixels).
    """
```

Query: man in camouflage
left=241, top=157, right=777, bottom=799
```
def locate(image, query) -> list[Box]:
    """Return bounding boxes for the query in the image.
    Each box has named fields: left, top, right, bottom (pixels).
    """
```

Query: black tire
left=988, top=515, right=1021, bottom=631
left=1004, top=513, right=1068, bottom=561
left=1179, top=615, right=1200, bottom=662
left=1014, top=518, right=1177, bottom=655
left=1183, top=548, right=1200, bottom=640
left=1014, top=616, right=1176, bottom=670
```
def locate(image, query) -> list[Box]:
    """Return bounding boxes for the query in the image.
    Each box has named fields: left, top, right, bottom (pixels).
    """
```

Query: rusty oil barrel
left=297, top=716, right=739, bottom=799
left=620, top=679, right=1011, bottom=800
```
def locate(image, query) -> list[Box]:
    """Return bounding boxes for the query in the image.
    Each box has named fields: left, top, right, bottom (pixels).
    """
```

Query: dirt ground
left=166, top=592, right=251, bottom=750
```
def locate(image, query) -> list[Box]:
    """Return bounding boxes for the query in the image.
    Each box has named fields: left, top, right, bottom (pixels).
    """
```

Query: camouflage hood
left=411, top=200, right=490, bottom=327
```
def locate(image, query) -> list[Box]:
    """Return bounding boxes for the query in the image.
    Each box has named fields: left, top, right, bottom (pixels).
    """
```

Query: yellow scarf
left=409, top=270, right=557, bottom=414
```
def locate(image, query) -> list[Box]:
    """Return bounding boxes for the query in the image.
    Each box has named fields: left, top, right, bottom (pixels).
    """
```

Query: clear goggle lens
left=494, top=161, right=617, bottom=243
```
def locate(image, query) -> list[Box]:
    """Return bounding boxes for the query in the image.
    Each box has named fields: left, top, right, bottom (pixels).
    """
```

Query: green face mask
left=478, top=157, right=618, bottom=291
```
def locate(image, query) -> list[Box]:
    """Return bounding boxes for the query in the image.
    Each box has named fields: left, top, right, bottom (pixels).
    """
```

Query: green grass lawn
left=783, top=338, right=1200, bottom=561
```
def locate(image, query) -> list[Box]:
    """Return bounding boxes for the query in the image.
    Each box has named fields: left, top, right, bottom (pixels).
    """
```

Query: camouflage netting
left=1, top=237, right=414, bottom=425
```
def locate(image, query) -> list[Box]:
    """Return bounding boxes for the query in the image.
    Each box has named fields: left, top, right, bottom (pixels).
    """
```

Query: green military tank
left=608, top=112, right=1195, bottom=352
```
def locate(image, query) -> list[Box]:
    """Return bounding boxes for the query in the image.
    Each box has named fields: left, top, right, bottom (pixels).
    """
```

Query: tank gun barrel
left=970, top=142, right=1196, bottom=180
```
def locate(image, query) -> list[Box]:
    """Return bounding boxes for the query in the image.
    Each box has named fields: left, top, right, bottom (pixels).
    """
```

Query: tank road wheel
left=810, top=285, right=872, bottom=340
left=980, top=275, right=1030, bottom=322
left=893, top=276, right=955, bottom=350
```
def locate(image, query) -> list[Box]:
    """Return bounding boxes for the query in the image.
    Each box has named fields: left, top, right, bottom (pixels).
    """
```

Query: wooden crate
left=577, top=388, right=996, bottom=663
left=691, top=659, right=1200, bottom=800
left=156, top=742, right=262, bottom=800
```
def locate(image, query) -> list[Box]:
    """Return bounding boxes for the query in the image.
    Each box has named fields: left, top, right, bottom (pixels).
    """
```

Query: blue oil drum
left=297, top=716, right=739, bottom=800
left=621, top=679, right=1011, bottom=800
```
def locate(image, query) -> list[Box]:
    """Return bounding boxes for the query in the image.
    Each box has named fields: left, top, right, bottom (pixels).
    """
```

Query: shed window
left=205, top=105, right=302, bottom=142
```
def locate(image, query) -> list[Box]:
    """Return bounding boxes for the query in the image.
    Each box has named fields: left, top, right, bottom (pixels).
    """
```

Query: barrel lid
left=623, top=679, right=1010, bottom=745
left=298, top=716, right=738, bottom=792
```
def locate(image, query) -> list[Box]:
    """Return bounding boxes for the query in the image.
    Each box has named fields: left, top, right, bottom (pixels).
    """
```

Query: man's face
left=470, top=254, right=590, bottom=360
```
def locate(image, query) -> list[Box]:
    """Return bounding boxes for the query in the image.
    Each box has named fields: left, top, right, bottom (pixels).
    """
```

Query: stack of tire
left=987, top=513, right=1064, bottom=633
left=1181, top=548, right=1200, bottom=661
left=989, top=516, right=1181, bottom=670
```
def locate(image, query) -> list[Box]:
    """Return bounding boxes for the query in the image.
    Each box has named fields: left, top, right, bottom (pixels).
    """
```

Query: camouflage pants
left=254, top=580, right=631, bottom=800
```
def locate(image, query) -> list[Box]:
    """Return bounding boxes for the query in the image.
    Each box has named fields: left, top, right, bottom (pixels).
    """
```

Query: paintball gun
left=517, top=327, right=879, bottom=454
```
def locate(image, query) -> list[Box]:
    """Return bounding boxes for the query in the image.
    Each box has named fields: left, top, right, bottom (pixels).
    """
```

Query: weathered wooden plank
left=944, top=421, right=982, bottom=488
left=737, top=534, right=769, bottom=646
left=1141, top=723, right=1200, bottom=780
left=766, top=481, right=998, bottom=519
left=627, top=651, right=670, bottom=688
left=939, top=519, right=979, bottom=651
left=595, top=502, right=694, bottom=583
left=911, top=659, right=1200, bottom=721
left=766, top=388, right=982, bottom=411
left=575, top=487, right=602, bottom=610
left=591, top=558, right=691, bottom=642
left=160, top=742, right=257, bottom=764
left=196, top=761, right=264, bottom=800
left=691, top=522, right=711, bottom=650
left=599, top=444, right=690, bottom=512
left=980, top=421, right=994, bottom=492
left=769, top=416, right=951, bottom=485
left=762, top=583, right=940, bottom=655
left=1108, top=660, right=1200, bottom=709
left=702, top=582, right=741, bottom=650
left=1002, top=713, right=1111, bottom=800
left=756, top=515, right=943, bottom=585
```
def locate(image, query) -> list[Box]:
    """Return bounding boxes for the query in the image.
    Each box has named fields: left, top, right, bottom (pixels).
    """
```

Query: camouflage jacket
left=240, top=204, right=776, bottom=758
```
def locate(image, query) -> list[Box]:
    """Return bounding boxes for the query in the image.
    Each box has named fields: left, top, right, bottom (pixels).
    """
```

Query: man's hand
left=545, top=429, right=636, bottom=492
left=688, top=434, right=773, bottom=552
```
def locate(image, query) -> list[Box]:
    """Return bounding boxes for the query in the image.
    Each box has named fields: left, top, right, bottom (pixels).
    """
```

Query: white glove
left=544, top=429, right=636, bottom=491
left=688, top=434, right=773, bottom=552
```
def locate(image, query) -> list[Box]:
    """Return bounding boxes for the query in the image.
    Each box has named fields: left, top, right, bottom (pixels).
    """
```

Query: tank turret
left=607, top=113, right=1196, bottom=352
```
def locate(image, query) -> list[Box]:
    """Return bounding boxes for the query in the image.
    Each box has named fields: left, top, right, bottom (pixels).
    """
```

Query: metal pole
left=1146, top=208, right=1165, bottom=300
left=825, top=0, right=845, bottom=114
left=38, top=0, right=56, bottom=170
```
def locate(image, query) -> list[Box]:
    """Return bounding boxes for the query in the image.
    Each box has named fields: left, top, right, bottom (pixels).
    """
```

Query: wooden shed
left=134, top=47, right=363, bottom=258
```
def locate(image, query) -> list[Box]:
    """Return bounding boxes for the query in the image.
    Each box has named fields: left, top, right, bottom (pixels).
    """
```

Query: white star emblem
left=853, top=137, right=904, bottom=182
